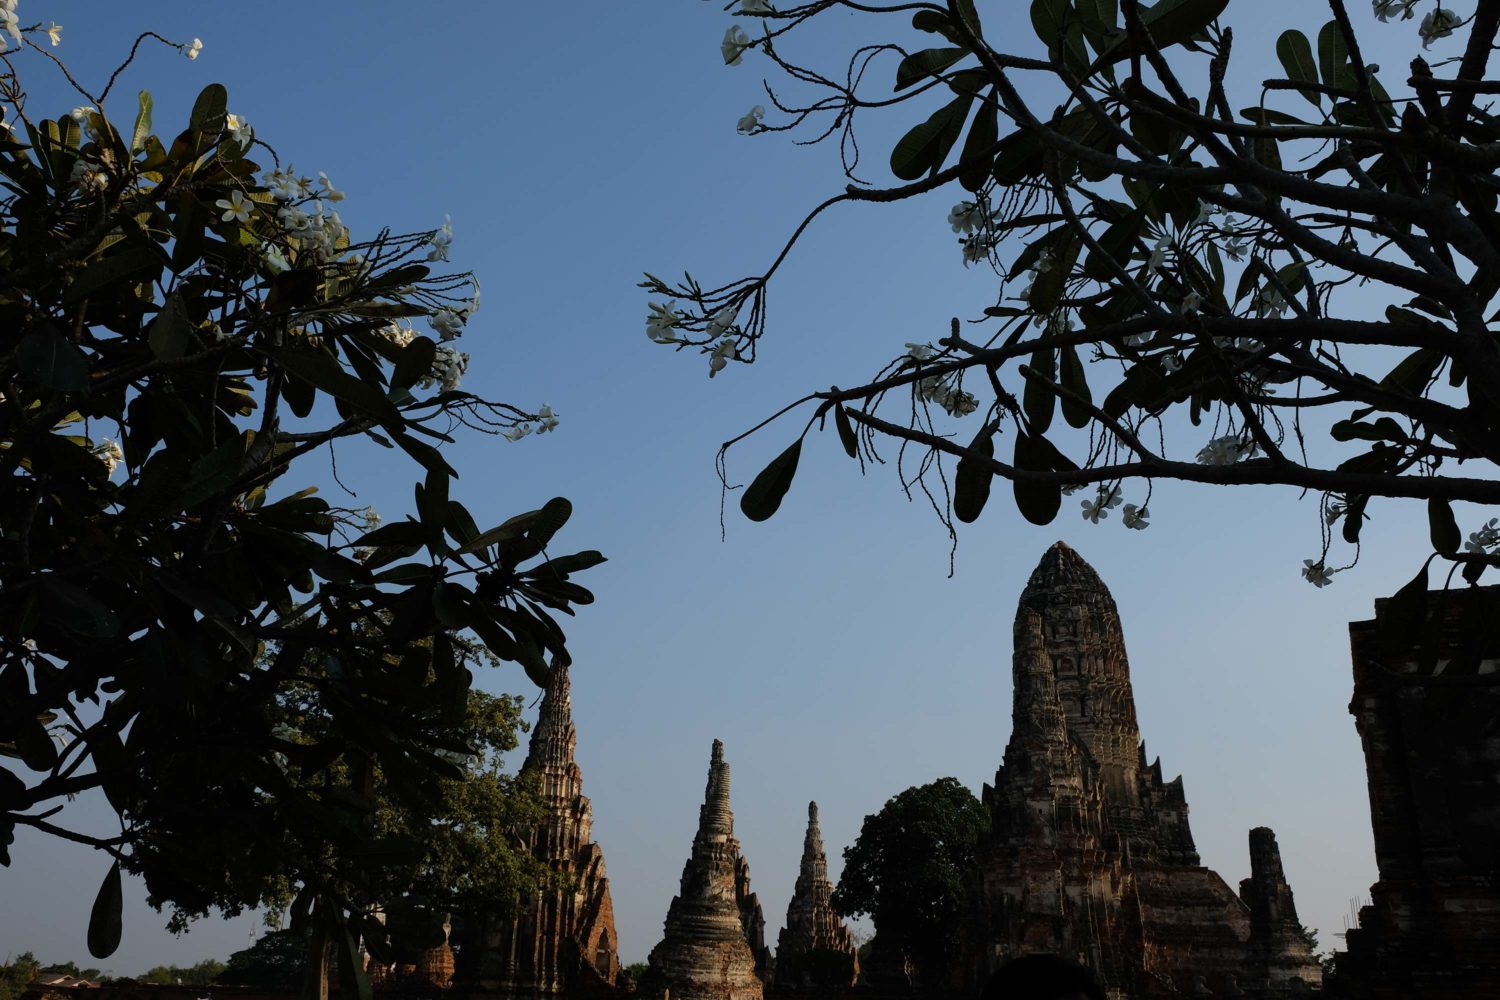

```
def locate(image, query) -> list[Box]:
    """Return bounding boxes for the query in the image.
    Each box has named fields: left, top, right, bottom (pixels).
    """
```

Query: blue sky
left=1, top=0, right=1466, bottom=974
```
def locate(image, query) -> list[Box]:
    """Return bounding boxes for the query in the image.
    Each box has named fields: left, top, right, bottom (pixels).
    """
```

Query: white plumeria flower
left=1099, top=485, right=1123, bottom=509
left=215, top=189, right=254, bottom=223
left=44, top=22, right=61, bottom=46
left=1254, top=287, right=1287, bottom=318
left=317, top=171, right=344, bottom=201
left=69, top=106, right=95, bottom=124
left=1301, top=559, right=1337, bottom=588
left=1196, top=434, right=1257, bottom=466
left=261, top=245, right=290, bottom=273
left=708, top=304, right=737, bottom=336
left=1223, top=237, right=1249, bottom=262
left=722, top=25, right=751, bottom=65
left=1373, top=0, right=1418, bottom=20
left=1180, top=291, right=1203, bottom=314
left=427, top=215, right=453, bottom=262
left=1081, top=497, right=1109, bottom=523
left=184, top=37, right=202, bottom=59
left=709, top=337, right=738, bottom=377
left=1122, top=503, right=1150, bottom=530
left=423, top=345, right=468, bottom=392
left=69, top=160, right=108, bottom=194
left=740, top=0, right=773, bottom=12
left=0, top=5, right=17, bottom=47
left=1420, top=7, right=1461, bottom=46
left=383, top=320, right=417, bottom=347
left=224, top=113, right=249, bottom=146
left=646, top=301, right=683, bottom=343
left=948, top=199, right=988, bottom=235
left=1145, top=236, right=1170, bottom=276
left=503, top=423, right=533, bottom=442
left=736, top=105, right=765, bottom=134
left=265, top=170, right=301, bottom=202
left=1123, top=332, right=1151, bottom=347
left=431, top=308, right=465, bottom=341
left=94, top=438, right=124, bottom=476
left=906, top=342, right=936, bottom=362
left=1190, top=200, right=1214, bottom=227
left=535, top=404, right=560, bottom=434
left=1162, top=352, right=1183, bottom=373
left=961, top=236, right=991, bottom=265
left=277, top=204, right=309, bottom=231
left=1465, top=519, right=1500, bottom=553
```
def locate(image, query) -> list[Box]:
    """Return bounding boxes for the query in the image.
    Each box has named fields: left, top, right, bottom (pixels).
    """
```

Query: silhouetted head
left=980, top=954, right=1106, bottom=1000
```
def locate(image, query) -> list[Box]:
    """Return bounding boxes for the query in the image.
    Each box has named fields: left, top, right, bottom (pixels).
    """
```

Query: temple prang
left=475, top=660, right=623, bottom=995
left=640, top=739, right=770, bottom=1000
left=773, top=801, right=859, bottom=989
left=968, top=542, right=1322, bottom=997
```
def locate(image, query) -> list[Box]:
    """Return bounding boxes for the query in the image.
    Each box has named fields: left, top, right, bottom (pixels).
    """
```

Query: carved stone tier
left=968, top=542, right=1321, bottom=998
left=774, top=802, right=859, bottom=988
left=478, top=661, right=622, bottom=995
left=641, top=740, right=768, bottom=1000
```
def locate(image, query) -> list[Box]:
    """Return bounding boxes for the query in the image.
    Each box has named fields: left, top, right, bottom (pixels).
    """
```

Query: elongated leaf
left=896, top=47, right=967, bottom=91
left=39, top=577, right=120, bottom=638
left=1317, top=20, right=1353, bottom=90
left=954, top=427, right=995, bottom=523
left=1012, top=431, right=1062, bottom=525
left=1276, top=30, right=1322, bottom=109
left=890, top=92, right=975, bottom=181
left=958, top=89, right=999, bottom=193
left=1342, top=494, right=1369, bottom=544
left=741, top=439, right=803, bottom=522
left=1024, top=347, right=1057, bottom=433
left=1428, top=497, right=1460, bottom=555
left=87, top=862, right=123, bottom=958
left=188, top=83, right=228, bottom=154
left=14, top=715, right=57, bottom=772
left=1057, top=343, right=1092, bottom=429
left=834, top=404, right=858, bottom=458
left=147, top=294, right=191, bottom=360
left=1377, top=560, right=1430, bottom=658
left=131, top=90, right=153, bottom=155
left=17, top=328, right=88, bottom=390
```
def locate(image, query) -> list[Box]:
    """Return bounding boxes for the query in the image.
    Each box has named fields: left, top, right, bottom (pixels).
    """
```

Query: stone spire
left=642, top=740, right=767, bottom=1000
left=1239, top=827, right=1322, bottom=989
left=476, top=660, right=622, bottom=994
left=774, top=802, right=859, bottom=988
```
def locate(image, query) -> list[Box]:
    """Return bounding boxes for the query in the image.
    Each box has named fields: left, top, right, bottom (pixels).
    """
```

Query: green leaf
left=953, top=426, right=994, bottom=523
left=276, top=347, right=401, bottom=425
left=1377, top=560, right=1430, bottom=659
left=1058, top=343, right=1092, bottom=428
left=834, top=404, right=858, bottom=459
left=1028, top=234, right=1081, bottom=313
left=131, top=90, right=153, bottom=155
left=14, top=715, right=57, bottom=772
left=62, top=246, right=162, bottom=306
left=958, top=89, right=999, bottom=193
left=1024, top=347, right=1056, bottom=432
left=912, top=10, right=965, bottom=45
left=896, top=47, right=967, bottom=91
left=538, top=550, right=608, bottom=576
left=188, top=83, right=228, bottom=154
left=147, top=294, right=191, bottom=361
left=1342, top=494, right=1369, bottom=544
left=391, top=336, right=437, bottom=391
left=1317, top=20, right=1354, bottom=90
left=1100, top=0, right=1228, bottom=63
left=1276, top=30, right=1322, bottom=109
left=1428, top=497, right=1461, bottom=556
left=1012, top=431, right=1062, bottom=525
left=17, top=328, right=89, bottom=390
left=87, top=862, right=123, bottom=959
left=890, top=92, right=975, bottom=181
left=1379, top=347, right=1443, bottom=396
left=38, top=577, right=120, bottom=638
left=741, top=439, right=803, bottom=522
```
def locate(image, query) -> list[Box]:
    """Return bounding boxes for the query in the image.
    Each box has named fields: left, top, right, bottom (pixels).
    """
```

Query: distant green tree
left=622, top=962, right=649, bottom=984
left=832, top=778, right=990, bottom=986
left=0, top=954, right=39, bottom=1000
left=218, top=931, right=308, bottom=990
left=137, top=960, right=224, bottom=986
left=37, top=962, right=103, bottom=982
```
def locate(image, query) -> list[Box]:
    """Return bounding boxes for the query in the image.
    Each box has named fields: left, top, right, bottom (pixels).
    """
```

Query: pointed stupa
left=476, top=661, right=622, bottom=993
left=774, top=802, right=859, bottom=988
left=641, top=740, right=767, bottom=1000
left=1239, top=827, right=1323, bottom=988
left=1017, top=541, right=1144, bottom=816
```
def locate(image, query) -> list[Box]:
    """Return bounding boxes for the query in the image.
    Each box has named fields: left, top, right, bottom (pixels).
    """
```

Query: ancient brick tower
left=641, top=740, right=771, bottom=1000
left=773, top=801, right=859, bottom=988
left=969, top=542, right=1322, bottom=997
left=479, top=661, right=622, bottom=995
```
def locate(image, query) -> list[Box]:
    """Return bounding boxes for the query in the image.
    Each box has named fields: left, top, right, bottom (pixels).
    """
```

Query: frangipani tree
left=648, top=0, right=1500, bottom=666
left=0, top=22, right=600, bottom=987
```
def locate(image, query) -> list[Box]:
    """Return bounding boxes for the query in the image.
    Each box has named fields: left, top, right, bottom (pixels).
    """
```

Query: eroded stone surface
left=968, top=542, right=1321, bottom=997
left=1328, top=588, right=1500, bottom=999
left=773, top=802, right=859, bottom=989
left=478, top=661, right=622, bottom=995
left=641, top=740, right=768, bottom=1000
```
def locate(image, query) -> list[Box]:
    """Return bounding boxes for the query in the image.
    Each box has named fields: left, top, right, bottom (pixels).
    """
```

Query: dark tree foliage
left=0, top=30, right=602, bottom=989
left=219, top=930, right=311, bottom=991
left=650, top=0, right=1500, bottom=668
left=832, top=777, right=990, bottom=985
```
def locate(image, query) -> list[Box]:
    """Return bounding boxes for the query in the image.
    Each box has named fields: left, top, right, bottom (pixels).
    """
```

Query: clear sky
left=1, top=0, right=1465, bottom=975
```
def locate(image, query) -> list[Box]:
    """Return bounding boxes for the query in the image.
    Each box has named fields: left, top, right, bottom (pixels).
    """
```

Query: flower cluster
left=1196, top=433, right=1258, bottom=465
left=93, top=438, right=123, bottom=477
left=0, top=1, right=21, bottom=51
left=722, top=26, right=751, bottom=64
left=69, top=159, right=109, bottom=195
left=254, top=166, right=352, bottom=266
left=503, top=403, right=560, bottom=441
left=420, top=345, right=468, bottom=393
left=918, top=375, right=978, bottom=416
left=1419, top=7, right=1461, bottom=46
left=1302, top=559, right=1337, bottom=588
left=1465, top=518, right=1500, bottom=554
left=905, top=342, right=936, bottom=362
left=646, top=301, right=683, bottom=343
left=948, top=198, right=989, bottom=235
left=736, top=105, right=765, bottom=134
